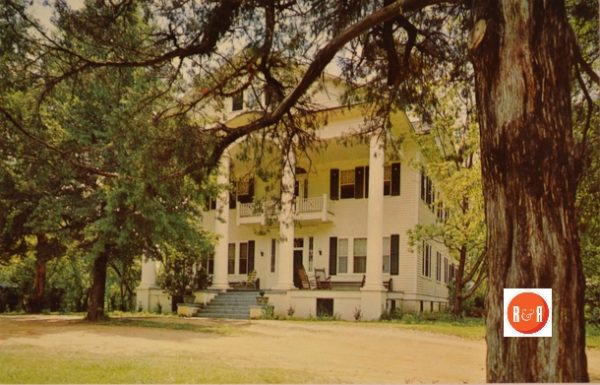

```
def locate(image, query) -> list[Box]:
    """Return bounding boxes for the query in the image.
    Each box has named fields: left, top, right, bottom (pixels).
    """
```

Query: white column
left=210, top=152, right=230, bottom=291
left=139, top=256, right=157, bottom=288
left=363, top=134, right=385, bottom=291
left=273, top=149, right=295, bottom=290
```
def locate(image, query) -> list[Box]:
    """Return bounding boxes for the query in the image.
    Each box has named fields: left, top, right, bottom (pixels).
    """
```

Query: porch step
left=196, top=291, right=261, bottom=320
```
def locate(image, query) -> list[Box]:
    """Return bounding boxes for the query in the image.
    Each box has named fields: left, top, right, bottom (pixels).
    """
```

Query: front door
left=293, top=250, right=303, bottom=288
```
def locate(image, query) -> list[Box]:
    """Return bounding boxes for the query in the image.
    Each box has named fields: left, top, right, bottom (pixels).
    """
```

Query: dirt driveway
left=1, top=315, right=598, bottom=383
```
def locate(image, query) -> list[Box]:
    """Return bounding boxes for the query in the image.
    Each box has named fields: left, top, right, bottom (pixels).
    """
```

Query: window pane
left=383, top=255, right=390, bottom=273
left=338, top=238, right=348, bottom=257
left=338, top=256, right=348, bottom=274
left=354, top=256, right=366, bottom=273
left=340, top=169, right=355, bottom=184
left=294, top=238, right=304, bottom=248
left=340, top=185, right=355, bottom=199
left=383, top=237, right=390, bottom=255
left=353, top=238, right=367, bottom=256
left=384, top=166, right=392, bottom=181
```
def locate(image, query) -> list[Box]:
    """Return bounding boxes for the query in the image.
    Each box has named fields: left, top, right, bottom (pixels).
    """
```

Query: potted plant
left=256, top=290, right=269, bottom=305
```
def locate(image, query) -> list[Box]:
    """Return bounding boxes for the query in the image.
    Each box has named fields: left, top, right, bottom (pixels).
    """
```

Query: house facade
left=136, top=80, right=455, bottom=320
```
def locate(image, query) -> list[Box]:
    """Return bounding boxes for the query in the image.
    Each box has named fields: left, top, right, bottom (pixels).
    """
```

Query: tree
left=408, top=81, right=486, bottom=316
left=4, top=0, right=598, bottom=380
left=470, top=1, right=591, bottom=381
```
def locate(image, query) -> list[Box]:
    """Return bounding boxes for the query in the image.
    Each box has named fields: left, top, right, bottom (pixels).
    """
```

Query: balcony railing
left=238, top=202, right=261, bottom=218
left=236, top=194, right=335, bottom=225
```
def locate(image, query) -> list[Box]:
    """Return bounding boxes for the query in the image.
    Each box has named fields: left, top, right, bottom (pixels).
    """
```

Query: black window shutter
left=365, top=166, right=369, bottom=198
left=248, top=240, right=255, bottom=273
left=330, top=169, right=339, bottom=200
left=355, top=166, right=364, bottom=199
left=329, top=237, right=337, bottom=275
left=391, top=163, right=401, bottom=196
left=390, top=234, right=400, bottom=275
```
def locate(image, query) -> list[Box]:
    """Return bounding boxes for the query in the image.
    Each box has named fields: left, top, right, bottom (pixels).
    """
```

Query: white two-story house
left=136, top=76, right=456, bottom=320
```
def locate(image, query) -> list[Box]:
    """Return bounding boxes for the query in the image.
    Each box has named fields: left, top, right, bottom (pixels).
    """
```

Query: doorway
left=293, top=238, right=304, bottom=288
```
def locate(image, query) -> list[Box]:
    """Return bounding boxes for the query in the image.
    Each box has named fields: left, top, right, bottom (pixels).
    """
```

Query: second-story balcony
left=236, top=194, right=335, bottom=226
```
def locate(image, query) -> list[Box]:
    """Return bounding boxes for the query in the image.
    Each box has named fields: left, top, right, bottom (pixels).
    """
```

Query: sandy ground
left=0, top=315, right=599, bottom=383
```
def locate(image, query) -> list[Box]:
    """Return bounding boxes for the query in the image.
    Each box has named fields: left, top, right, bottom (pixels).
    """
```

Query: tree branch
left=193, top=0, right=455, bottom=176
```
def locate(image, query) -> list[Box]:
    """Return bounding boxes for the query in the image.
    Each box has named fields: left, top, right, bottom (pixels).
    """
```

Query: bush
left=379, top=307, right=403, bottom=321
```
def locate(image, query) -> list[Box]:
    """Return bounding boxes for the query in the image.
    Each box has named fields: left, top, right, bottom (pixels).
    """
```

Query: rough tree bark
left=29, top=234, right=55, bottom=313
left=451, top=246, right=466, bottom=315
left=86, top=251, right=109, bottom=321
left=470, top=1, right=588, bottom=381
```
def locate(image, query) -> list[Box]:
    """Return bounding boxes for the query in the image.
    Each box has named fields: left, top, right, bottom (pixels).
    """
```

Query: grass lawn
left=0, top=346, right=319, bottom=384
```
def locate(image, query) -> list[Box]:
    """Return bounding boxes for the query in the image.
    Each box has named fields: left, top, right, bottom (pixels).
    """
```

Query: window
left=316, top=298, right=334, bottom=317
left=383, top=163, right=401, bottom=196
left=270, top=239, right=276, bottom=273
left=444, top=257, right=449, bottom=283
left=231, top=91, right=244, bottom=111
left=202, top=251, right=214, bottom=275
left=239, top=242, right=248, bottom=274
left=228, top=243, right=235, bottom=274
left=330, top=167, right=369, bottom=200
left=436, top=252, right=442, bottom=281
left=238, top=241, right=255, bottom=275
left=236, top=176, right=254, bottom=203
left=449, top=263, right=455, bottom=282
left=340, top=169, right=355, bottom=199
left=422, top=241, right=432, bottom=277
left=420, top=171, right=435, bottom=206
left=436, top=203, right=450, bottom=223
left=383, top=166, right=392, bottom=195
left=353, top=238, right=367, bottom=274
left=337, top=238, right=348, bottom=274
left=205, top=197, right=217, bottom=211
left=382, top=237, right=391, bottom=273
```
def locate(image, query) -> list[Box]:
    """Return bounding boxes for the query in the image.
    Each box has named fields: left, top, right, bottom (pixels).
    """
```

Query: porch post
left=136, top=256, right=158, bottom=311
left=273, top=148, right=295, bottom=290
left=210, top=152, right=231, bottom=291
left=364, top=134, right=385, bottom=291
left=139, top=256, right=158, bottom=288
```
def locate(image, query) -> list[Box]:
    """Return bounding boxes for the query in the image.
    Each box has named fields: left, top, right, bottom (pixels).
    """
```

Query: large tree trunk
left=29, top=256, right=47, bottom=313
left=470, top=1, right=588, bottom=382
left=86, top=251, right=109, bottom=321
left=451, top=245, right=467, bottom=315
left=29, top=234, right=51, bottom=313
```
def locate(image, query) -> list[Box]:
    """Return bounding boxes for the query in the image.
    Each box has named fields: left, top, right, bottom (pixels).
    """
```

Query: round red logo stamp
left=507, top=292, right=550, bottom=334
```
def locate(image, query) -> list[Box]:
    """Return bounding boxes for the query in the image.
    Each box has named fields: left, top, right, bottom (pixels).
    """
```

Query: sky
left=28, top=0, right=84, bottom=30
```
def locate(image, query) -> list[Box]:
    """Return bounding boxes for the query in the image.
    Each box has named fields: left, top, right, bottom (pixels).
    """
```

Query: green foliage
left=157, top=243, right=213, bottom=299
left=379, top=307, right=403, bottom=321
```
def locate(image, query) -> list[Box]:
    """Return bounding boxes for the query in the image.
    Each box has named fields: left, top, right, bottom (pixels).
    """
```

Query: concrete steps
left=196, top=291, right=260, bottom=319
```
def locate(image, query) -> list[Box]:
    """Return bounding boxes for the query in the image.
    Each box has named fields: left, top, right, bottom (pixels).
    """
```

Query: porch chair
left=297, top=265, right=312, bottom=289
left=244, top=270, right=258, bottom=290
left=314, top=268, right=332, bottom=290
